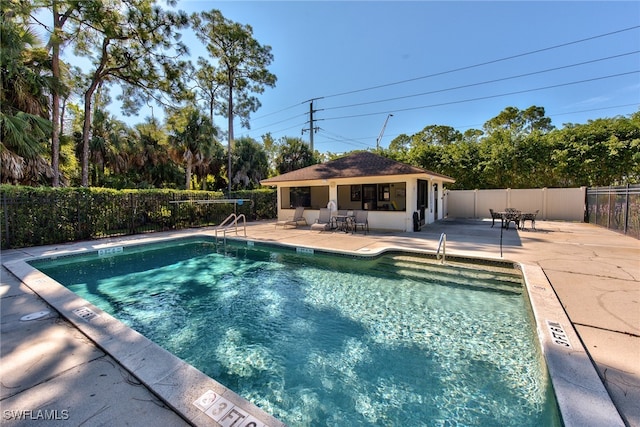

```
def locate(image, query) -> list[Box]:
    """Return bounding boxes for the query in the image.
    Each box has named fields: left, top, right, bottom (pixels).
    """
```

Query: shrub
left=0, top=186, right=276, bottom=249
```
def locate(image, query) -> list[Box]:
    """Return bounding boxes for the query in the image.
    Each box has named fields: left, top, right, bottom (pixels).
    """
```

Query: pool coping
left=2, top=229, right=625, bottom=427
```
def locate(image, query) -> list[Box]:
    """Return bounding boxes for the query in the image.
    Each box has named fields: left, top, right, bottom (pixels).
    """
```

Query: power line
left=333, top=103, right=640, bottom=147
left=321, top=70, right=640, bottom=121
left=321, top=25, right=640, bottom=99
left=549, top=103, right=639, bottom=119
left=249, top=102, right=301, bottom=121
left=263, top=122, right=308, bottom=136
left=322, top=51, right=640, bottom=112
left=244, top=102, right=639, bottom=149
left=241, top=122, right=308, bottom=139
left=246, top=112, right=306, bottom=132
left=246, top=26, right=638, bottom=133
left=243, top=25, right=639, bottom=141
left=317, top=129, right=370, bottom=148
left=451, top=103, right=640, bottom=131
left=245, top=73, right=638, bottom=142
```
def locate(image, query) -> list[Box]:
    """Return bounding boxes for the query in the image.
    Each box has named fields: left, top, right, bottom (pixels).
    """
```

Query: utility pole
left=302, top=98, right=322, bottom=152
left=309, top=101, right=315, bottom=152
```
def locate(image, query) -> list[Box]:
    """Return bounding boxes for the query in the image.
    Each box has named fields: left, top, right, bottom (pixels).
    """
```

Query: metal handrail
left=215, top=214, right=247, bottom=243
left=214, top=213, right=236, bottom=241
left=436, top=232, right=446, bottom=264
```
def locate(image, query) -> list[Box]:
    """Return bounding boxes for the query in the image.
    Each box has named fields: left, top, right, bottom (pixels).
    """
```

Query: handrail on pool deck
left=215, top=213, right=247, bottom=244
left=436, top=232, right=446, bottom=264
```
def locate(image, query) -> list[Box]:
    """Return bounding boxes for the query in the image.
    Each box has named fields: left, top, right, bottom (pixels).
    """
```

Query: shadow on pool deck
left=1, top=218, right=638, bottom=426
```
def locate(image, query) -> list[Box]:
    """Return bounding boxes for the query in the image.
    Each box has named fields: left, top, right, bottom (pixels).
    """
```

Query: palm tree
left=275, top=137, right=319, bottom=175
left=134, top=118, right=181, bottom=188
left=231, top=137, right=268, bottom=189
left=0, top=11, right=54, bottom=184
left=167, top=106, right=218, bottom=190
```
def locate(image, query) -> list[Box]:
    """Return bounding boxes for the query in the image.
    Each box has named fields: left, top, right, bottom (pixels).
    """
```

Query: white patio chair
left=275, top=206, right=307, bottom=228
left=352, top=210, right=369, bottom=234
left=310, top=208, right=332, bottom=231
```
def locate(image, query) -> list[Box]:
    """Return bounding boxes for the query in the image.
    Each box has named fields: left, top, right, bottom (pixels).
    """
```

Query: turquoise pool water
left=32, top=238, right=561, bottom=426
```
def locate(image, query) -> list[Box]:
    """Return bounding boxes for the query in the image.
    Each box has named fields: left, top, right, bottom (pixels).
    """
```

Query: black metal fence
left=1, top=187, right=277, bottom=249
left=586, top=184, right=640, bottom=239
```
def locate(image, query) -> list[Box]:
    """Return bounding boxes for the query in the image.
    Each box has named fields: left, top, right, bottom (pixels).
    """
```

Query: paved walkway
left=0, top=267, right=191, bottom=426
left=1, top=219, right=638, bottom=426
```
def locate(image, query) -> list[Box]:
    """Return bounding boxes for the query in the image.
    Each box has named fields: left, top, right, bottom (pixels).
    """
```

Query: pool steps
left=375, top=255, right=523, bottom=294
left=388, top=254, right=521, bottom=277
left=210, top=240, right=523, bottom=293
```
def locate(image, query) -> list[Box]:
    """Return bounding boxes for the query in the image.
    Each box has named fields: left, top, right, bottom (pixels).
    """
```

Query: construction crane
left=376, top=114, right=393, bottom=150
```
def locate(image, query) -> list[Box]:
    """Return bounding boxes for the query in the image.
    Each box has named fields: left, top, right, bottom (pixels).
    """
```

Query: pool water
left=32, top=239, right=561, bottom=426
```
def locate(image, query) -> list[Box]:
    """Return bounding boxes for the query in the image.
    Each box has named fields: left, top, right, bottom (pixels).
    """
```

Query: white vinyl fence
left=445, top=187, right=586, bottom=221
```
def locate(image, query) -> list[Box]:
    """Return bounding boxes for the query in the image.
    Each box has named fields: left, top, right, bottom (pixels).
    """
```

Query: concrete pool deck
left=1, top=219, right=638, bottom=426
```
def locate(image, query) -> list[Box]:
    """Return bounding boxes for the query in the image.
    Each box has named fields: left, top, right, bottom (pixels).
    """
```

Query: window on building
left=281, top=186, right=329, bottom=209
left=337, top=183, right=406, bottom=211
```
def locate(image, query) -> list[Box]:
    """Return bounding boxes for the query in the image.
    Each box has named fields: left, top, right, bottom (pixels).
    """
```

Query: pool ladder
left=436, top=233, right=446, bottom=264
left=215, top=213, right=247, bottom=244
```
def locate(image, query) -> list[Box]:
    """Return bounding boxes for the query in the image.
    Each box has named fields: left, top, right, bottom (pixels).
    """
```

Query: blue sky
left=150, top=2, right=639, bottom=153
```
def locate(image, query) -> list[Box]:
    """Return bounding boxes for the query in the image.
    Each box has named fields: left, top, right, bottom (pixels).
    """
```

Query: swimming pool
left=30, top=237, right=562, bottom=426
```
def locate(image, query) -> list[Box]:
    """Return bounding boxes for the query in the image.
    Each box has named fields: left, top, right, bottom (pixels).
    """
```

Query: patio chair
left=275, top=206, right=307, bottom=228
left=352, top=210, right=369, bottom=234
left=489, top=209, right=502, bottom=228
left=520, top=210, right=539, bottom=231
left=333, top=209, right=350, bottom=231
left=310, top=208, right=332, bottom=231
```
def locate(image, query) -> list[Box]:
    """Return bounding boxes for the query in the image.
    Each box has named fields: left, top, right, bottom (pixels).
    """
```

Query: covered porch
left=261, top=152, right=455, bottom=232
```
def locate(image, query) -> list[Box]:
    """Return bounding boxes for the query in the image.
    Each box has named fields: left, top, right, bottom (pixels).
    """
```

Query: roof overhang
left=261, top=172, right=455, bottom=187
left=260, top=152, right=456, bottom=187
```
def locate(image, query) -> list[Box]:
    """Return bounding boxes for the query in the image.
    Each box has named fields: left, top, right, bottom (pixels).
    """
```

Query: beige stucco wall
left=272, top=175, right=452, bottom=232
left=446, top=187, right=586, bottom=221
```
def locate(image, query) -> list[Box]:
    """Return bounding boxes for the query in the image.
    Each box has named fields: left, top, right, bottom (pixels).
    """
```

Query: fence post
left=624, top=184, right=630, bottom=235
left=474, top=189, right=478, bottom=218
left=584, top=188, right=587, bottom=223
left=584, top=187, right=589, bottom=223
left=129, top=193, right=135, bottom=234
left=3, top=193, right=10, bottom=249
left=174, top=192, right=179, bottom=229
left=589, top=187, right=600, bottom=224
left=77, top=191, right=82, bottom=240
left=607, top=186, right=612, bottom=229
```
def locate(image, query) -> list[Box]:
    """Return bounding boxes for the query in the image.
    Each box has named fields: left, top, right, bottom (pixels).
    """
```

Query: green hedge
left=0, top=186, right=277, bottom=249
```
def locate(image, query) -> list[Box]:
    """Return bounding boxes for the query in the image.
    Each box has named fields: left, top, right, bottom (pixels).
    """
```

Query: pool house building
left=260, top=151, right=455, bottom=232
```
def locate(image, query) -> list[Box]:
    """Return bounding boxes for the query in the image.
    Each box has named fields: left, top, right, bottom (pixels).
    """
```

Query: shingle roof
left=261, top=151, right=455, bottom=184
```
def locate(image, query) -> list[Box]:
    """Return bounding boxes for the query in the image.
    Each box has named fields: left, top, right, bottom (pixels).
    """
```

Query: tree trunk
left=82, top=77, right=102, bottom=187
left=60, top=97, right=66, bottom=137
left=81, top=90, right=93, bottom=187
left=81, top=39, right=109, bottom=187
left=227, top=76, right=234, bottom=194
left=185, top=154, right=192, bottom=190
left=209, top=89, right=215, bottom=124
left=50, top=4, right=61, bottom=187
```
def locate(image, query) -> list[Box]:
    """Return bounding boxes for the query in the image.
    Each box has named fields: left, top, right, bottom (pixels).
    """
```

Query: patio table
left=332, top=214, right=354, bottom=233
